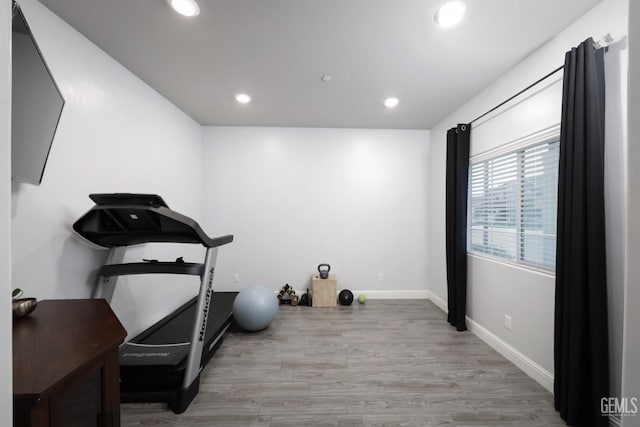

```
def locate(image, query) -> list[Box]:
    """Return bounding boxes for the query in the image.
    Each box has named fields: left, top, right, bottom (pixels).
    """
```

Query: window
left=467, top=137, right=559, bottom=270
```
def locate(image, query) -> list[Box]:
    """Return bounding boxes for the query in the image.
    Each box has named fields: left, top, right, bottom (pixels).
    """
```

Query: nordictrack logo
left=198, top=267, right=215, bottom=342
left=601, top=397, right=638, bottom=417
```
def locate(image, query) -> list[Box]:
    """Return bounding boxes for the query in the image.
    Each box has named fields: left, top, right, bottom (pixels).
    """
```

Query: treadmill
left=73, top=193, right=236, bottom=414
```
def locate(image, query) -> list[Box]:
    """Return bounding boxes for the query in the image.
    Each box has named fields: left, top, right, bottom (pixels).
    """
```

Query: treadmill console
left=73, top=193, right=233, bottom=248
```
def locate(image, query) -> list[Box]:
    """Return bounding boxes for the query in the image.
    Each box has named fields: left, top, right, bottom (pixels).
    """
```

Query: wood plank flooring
left=121, top=299, right=565, bottom=426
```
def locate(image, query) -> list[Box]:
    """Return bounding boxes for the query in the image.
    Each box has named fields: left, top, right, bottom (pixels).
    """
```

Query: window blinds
left=468, top=139, right=559, bottom=270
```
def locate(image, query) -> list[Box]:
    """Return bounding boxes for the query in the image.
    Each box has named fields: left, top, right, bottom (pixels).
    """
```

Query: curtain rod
left=468, top=33, right=614, bottom=126
left=469, top=64, right=564, bottom=125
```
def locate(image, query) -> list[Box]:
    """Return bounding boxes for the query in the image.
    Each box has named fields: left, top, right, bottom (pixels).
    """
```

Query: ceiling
left=38, top=0, right=600, bottom=129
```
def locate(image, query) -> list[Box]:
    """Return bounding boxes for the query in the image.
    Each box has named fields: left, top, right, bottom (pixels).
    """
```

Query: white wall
left=622, top=0, right=640, bottom=425
left=604, top=8, right=630, bottom=405
left=428, top=0, right=628, bottom=394
left=11, top=0, right=205, bottom=339
left=202, top=126, right=430, bottom=298
left=0, top=1, right=12, bottom=425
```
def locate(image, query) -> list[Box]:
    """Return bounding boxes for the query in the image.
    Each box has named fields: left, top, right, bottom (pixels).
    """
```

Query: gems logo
left=601, top=397, right=638, bottom=417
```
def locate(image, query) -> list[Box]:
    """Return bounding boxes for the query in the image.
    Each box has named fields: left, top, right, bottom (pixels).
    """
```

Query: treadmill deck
left=120, top=292, right=237, bottom=395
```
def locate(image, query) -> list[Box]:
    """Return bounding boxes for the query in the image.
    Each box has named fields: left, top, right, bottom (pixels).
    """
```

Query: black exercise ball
left=338, top=289, right=354, bottom=305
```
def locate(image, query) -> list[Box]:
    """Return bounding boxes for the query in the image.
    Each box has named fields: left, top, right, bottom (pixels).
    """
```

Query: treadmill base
left=121, top=378, right=200, bottom=415
left=171, top=378, right=200, bottom=414
left=119, top=293, right=235, bottom=413
left=120, top=335, right=226, bottom=413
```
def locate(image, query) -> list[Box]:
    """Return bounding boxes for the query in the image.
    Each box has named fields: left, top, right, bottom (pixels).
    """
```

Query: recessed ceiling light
left=235, top=93, right=251, bottom=104
left=384, top=97, right=399, bottom=108
left=166, top=0, right=200, bottom=17
left=434, top=1, right=466, bottom=28
left=321, top=75, right=333, bottom=82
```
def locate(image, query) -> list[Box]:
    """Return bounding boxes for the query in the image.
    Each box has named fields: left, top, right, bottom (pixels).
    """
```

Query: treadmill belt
left=137, top=292, right=237, bottom=345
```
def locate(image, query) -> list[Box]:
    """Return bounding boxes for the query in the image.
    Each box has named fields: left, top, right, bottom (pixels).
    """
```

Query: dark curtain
left=554, top=37, right=609, bottom=426
left=445, top=123, right=471, bottom=331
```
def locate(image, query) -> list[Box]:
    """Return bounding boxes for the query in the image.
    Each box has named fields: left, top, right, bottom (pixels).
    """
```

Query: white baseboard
left=466, top=316, right=554, bottom=392
left=426, top=291, right=554, bottom=393
left=427, top=290, right=448, bottom=312
left=349, top=290, right=429, bottom=299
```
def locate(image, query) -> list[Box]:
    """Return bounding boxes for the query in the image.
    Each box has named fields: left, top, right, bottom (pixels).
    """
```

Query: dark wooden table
left=13, top=299, right=127, bottom=427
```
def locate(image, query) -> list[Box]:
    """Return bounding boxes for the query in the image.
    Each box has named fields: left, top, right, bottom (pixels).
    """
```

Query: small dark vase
left=13, top=298, right=37, bottom=319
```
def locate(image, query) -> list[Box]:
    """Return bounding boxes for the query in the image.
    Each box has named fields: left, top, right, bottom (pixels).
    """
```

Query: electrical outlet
left=378, top=273, right=384, bottom=281
left=233, top=273, right=240, bottom=283
left=504, top=315, right=512, bottom=331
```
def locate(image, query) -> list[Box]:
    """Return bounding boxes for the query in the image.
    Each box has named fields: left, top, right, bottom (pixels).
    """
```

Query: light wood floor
left=121, top=299, right=565, bottom=426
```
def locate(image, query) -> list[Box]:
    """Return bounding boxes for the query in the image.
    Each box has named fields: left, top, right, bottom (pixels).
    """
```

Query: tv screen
left=11, top=1, right=64, bottom=185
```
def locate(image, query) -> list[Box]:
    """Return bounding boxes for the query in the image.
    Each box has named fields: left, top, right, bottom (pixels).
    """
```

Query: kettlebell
left=317, top=264, right=331, bottom=279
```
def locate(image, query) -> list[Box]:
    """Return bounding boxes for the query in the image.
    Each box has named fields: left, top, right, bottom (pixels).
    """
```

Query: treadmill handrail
left=143, top=205, right=231, bottom=248
left=98, top=262, right=205, bottom=277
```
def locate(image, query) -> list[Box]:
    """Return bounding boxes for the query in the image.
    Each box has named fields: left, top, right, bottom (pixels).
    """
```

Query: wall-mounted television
left=11, top=1, right=65, bottom=185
